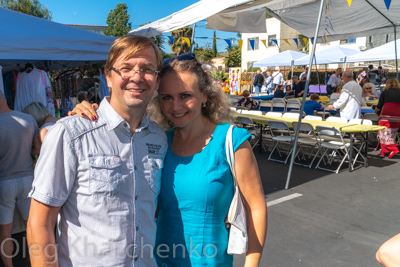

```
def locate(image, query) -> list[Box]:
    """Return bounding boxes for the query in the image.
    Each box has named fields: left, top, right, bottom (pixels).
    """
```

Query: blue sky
left=40, top=0, right=239, bottom=53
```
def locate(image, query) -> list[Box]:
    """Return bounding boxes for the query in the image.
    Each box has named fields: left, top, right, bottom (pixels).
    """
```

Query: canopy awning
left=346, top=39, right=400, bottom=63
left=294, top=46, right=361, bottom=65
left=253, top=50, right=306, bottom=67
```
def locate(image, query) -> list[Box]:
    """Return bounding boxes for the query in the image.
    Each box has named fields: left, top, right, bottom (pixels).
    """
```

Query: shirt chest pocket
left=89, top=155, right=123, bottom=197
left=144, top=157, right=163, bottom=195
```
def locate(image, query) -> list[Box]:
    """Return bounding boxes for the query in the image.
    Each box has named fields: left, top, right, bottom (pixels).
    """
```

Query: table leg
left=259, top=124, right=263, bottom=153
left=349, top=133, right=354, bottom=172
left=364, top=132, right=369, bottom=168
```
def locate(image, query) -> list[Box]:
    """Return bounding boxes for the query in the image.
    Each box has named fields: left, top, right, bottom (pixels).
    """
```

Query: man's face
left=106, top=46, right=160, bottom=114
left=293, top=77, right=299, bottom=83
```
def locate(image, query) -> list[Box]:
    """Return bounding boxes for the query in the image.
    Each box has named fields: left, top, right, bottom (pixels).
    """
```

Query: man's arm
left=332, top=89, right=349, bottom=109
left=27, top=200, right=61, bottom=267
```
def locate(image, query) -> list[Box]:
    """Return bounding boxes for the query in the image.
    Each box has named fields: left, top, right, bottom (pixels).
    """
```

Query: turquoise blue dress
left=155, top=123, right=251, bottom=266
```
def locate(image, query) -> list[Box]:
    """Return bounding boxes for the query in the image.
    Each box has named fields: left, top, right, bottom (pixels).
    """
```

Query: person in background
left=299, top=66, right=308, bottom=81
left=292, top=75, right=305, bottom=97
left=360, top=76, right=370, bottom=88
left=324, top=73, right=331, bottom=85
left=0, top=91, right=41, bottom=267
left=361, top=82, right=379, bottom=106
left=327, top=68, right=342, bottom=95
left=253, top=70, right=264, bottom=96
left=285, top=85, right=294, bottom=96
left=356, top=67, right=368, bottom=84
left=328, top=70, right=362, bottom=120
left=304, top=93, right=325, bottom=116
left=368, top=64, right=381, bottom=86
left=374, top=78, right=400, bottom=158
left=265, top=71, right=274, bottom=95
left=22, top=102, right=59, bottom=143
left=378, top=66, right=387, bottom=83
left=271, top=68, right=284, bottom=92
left=237, top=89, right=259, bottom=110
left=274, top=85, right=285, bottom=98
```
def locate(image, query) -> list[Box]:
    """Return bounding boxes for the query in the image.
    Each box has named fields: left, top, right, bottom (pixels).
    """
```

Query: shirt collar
left=97, top=97, right=156, bottom=133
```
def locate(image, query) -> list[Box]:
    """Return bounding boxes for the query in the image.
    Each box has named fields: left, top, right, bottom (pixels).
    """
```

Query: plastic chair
left=348, top=118, right=363, bottom=124
left=282, top=112, right=300, bottom=119
left=326, top=117, right=348, bottom=123
left=230, top=107, right=237, bottom=113
left=242, top=110, right=262, bottom=115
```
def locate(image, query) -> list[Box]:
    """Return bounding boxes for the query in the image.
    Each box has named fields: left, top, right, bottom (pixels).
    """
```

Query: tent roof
left=346, top=39, right=400, bottom=63
left=294, top=46, right=361, bottom=65
left=253, top=50, right=306, bottom=67
left=0, top=7, right=115, bottom=70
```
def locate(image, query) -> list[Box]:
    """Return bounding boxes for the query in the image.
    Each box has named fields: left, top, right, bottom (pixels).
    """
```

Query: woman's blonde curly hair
left=147, top=57, right=231, bottom=129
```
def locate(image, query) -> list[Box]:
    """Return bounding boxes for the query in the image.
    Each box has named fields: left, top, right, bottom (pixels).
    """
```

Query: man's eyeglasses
left=162, top=53, right=197, bottom=67
left=111, top=67, right=160, bottom=79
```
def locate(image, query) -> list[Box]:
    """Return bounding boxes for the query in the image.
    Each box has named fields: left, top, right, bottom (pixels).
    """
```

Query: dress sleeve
left=232, top=127, right=252, bottom=152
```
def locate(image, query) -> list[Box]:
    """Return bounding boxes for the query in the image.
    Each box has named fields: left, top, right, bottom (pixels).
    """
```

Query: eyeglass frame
left=111, top=66, right=160, bottom=79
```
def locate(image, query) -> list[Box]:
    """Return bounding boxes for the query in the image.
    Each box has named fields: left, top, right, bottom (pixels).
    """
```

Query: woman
left=273, top=85, right=285, bottom=98
left=237, top=89, right=259, bottom=110
left=375, top=78, right=400, bottom=158
left=70, top=54, right=267, bottom=266
left=22, top=102, right=58, bottom=143
left=361, top=82, right=378, bottom=106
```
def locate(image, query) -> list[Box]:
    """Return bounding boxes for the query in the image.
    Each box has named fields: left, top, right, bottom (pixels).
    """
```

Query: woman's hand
left=68, top=101, right=99, bottom=121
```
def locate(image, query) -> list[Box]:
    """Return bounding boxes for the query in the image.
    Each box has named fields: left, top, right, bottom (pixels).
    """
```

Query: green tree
left=223, top=45, right=241, bottom=67
left=170, top=26, right=192, bottom=56
left=104, top=3, right=132, bottom=37
left=0, top=0, right=52, bottom=20
left=212, top=31, right=218, bottom=57
left=194, top=44, right=214, bottom=62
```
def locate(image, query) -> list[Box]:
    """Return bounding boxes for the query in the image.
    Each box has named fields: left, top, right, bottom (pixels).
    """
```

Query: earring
left=202, top=102, right=206, bottom=108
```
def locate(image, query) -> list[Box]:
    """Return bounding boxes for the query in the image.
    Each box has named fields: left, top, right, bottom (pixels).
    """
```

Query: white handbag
left=225, top=125, right=248, bottom=255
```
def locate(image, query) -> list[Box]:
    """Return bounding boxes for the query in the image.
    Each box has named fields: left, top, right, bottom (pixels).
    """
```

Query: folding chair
left=236, top=116, right=260, bottom=149
left=271, top=98, right=286, bottom=112
left=230, top=107, right=237, bottom=113
left=363, top=113, right=379, bottom=124
left=348, top=118, right=363, bottom=124
left=315, top=126, right=351, bottom=173
left=304, top=115, right=323, bottom=121
left=282, top=112, right=300, bottom=119
left=286, top=99, right=301, bottom=112
left=326, top=117, right=348, bottom=123
left=259, top=100, right=273, bottom=112
left=242, top=110, right=262, bottom=115
left=292, top=121, right=321, bottom=168
left=265, top=112, right=282, bottom=117
left=267, top=120, right=295, bottom=164
left=289, top=109, right=307, bottom=117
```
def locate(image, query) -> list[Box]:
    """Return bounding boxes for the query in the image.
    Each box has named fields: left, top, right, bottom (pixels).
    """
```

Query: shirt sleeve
left=333, top=88, right=350, bottom=109
left=232, top=127, right=252, bottom=152
left=29, top=122, right=77, bottom=207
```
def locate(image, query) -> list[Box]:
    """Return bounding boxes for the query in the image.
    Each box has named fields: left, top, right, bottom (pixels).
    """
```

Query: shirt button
left=136, top=226, right=139, bottom=231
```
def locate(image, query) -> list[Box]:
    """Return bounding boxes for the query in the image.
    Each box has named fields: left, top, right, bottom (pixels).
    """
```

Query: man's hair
left=305, top=67, right=309, bottom=70
left=336, top=68, right=342, bottom=72
left=105, top=35, right=163, bottom=77
left=242, top=90, right=250, bottom=97
left=276, top=85, right=283, bottom=91
left=368, top=64, right=374, bottom=69
left=256, top=70, right=261, bottom=74
left=362, top=67, right=368, bottom=71
left=292, top=75, right=299, bottom=80
left=22, top=102, right=51, bottom=127
left=342, top=70, right=353, bottom=79
left=378, top=66, right=383, bottom=70
left=310, top=93, right=320, bottom=101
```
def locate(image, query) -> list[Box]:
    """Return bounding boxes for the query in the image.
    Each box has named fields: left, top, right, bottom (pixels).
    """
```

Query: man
left=27, top=35, right=167, bottom=266
left=327, top=68, right=342, bottom=95
left=292, top=75, right=305, bottom=97
left=368, top=64, right=381, bottom=86
left=329, top=70, right=362, bottom=120
left=272, top=67, right=284, bottom=92
left=253, top=69, right=264, bottom=96
left=299, top=66, right=308, bottom=81
left=0, top=90, right=40, bottom=267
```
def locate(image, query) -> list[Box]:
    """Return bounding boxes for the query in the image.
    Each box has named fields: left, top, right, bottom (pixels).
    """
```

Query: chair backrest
left=292, top=121, right=314, bottom=133
left=268, top=120, right=290, bottom=131
left=237, top=116, right=255, bottom=126
left=363, top=113, right=379, bottom=122
left=235, top=109, right=242, bottom=114
left=304, top=115, right=323, bottom=121
left=241, top=110, right=251, bottom=114
left=362, top=119, right=373, bottom=125
left=230, top=107, right=237, bottom=113
left=265, top=112, right=282, bottom=117
left=244, top=110, right=262, bottom=115
left=348, top=118, right=363, bottom=124
left=326, top=116, right=348, bottom=123
left=286, top=99, right=301, bottom=104
left=315, top=125, right=341, bottom=138
left=272, top=98, right=286, bottom=108
left=259, top=100, right=273, bottom=111
left=282, top=112, right=300, bottom=119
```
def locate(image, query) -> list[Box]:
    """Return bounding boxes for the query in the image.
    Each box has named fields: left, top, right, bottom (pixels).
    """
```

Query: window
left=268, top=35, right=277, bottom=47
left=340, top=38, right=356, bottom=44
left=386, top=34, right=389, bottom=43
left=247, top=37, right=259, bottom=51
left=368, top=36, right=372, bottom=43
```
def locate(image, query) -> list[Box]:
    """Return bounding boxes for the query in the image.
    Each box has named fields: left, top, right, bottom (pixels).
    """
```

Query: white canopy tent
left=294, top=46, right=361, bottom=66
left=347, top=39, right=400, bottom=63
left=253, top=50, right=306, bottom=67
left=0, top=7, right=115, bottom=71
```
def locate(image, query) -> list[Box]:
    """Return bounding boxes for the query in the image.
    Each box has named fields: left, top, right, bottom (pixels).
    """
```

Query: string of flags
left=347, top=0, right=391, bottom=10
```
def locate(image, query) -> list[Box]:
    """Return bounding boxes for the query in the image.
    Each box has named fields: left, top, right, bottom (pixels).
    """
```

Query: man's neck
left=109, top=101, right=146, bottom=134
left=0, top=103, right=12, bottom=114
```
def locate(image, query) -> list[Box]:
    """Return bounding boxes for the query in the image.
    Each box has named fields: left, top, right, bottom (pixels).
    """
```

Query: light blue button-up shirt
left=29, top=98, right=167, bottom=267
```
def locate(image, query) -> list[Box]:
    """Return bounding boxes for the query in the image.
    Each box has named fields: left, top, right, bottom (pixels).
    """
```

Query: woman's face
left=159, top=71, right=207, bottom=128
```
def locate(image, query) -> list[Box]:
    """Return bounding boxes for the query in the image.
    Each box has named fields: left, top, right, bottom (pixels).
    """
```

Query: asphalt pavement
left=233, top=148, right=400, bottom=267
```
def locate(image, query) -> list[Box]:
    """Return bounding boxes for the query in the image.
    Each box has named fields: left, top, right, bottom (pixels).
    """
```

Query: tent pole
left=285, top=0, right=325, bottom=190
left=325, top=64, right=327, bottom=86
left=190, top=22, right=196, bottom=53
left=314, top=55, right=320, bottom=93
left=291, top=60, right=294, bottom=88
left=395, top=25, right=399, bottom=80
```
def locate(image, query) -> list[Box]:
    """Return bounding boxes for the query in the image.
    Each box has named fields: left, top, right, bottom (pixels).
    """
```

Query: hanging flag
left=302, top=38, right=308, bottom=47
left=310, top=37, right=314, bottom=44
left=224, top=39, right=232, bottom=50
left=182, top=37, right=191, bottom=47
left=167, top=36, right=174, bottom=45
left=196, top=37, right=209, bottom=39
left=347, top=0, right=352, bottom=6
left=324, top=31, right=329, bottom=43
left=384, top=0, right=392, bottom=10
left=293, top=38, right=298, bottom=47
left=284, top=39, right=290, bottom=46
left=238, top=40, right=243, bottom=50
left=261, top=40, right=268, bottom=48
left=272, top=39, right=279, bottom=48
left=249, top=39, right=255, bottom=50
left=212, top=37, right=221, bottom=40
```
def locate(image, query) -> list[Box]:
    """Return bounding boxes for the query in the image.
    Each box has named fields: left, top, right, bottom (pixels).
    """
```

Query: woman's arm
left=376, top=233, right=400, bottom=267
left=234, top=141, right=267, bottom=267
left=68, top=101, right=98, bottom=120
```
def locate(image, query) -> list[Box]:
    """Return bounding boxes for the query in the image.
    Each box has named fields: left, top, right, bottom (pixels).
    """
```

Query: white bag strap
left=225, top=125, right=237, bottom=187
